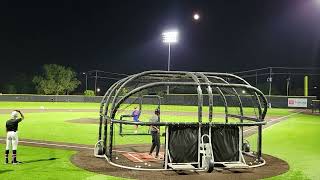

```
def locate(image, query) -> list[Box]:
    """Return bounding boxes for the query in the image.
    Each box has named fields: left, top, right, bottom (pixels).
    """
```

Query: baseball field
left=0, top=101, right=319, bottom=180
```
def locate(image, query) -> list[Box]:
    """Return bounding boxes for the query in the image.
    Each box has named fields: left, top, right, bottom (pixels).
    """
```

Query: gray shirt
left=149, top=115, right=159, bottom=132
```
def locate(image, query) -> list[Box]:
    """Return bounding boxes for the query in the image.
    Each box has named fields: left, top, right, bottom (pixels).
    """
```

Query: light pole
left=267, top=67, right=272, bottom=108
left=95, top=71, right=98, bottom=95
left=162, top=30, right=178, bottom=95
left=82, top=72, right=88, bottom=91
left=286, top=75, right=291, bottom=96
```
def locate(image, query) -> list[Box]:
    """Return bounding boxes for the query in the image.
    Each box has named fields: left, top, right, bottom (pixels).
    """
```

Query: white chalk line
left=243, top=110, right=305, bottom=133
left=126, top=153, right=144, bottom=162
left=0, top=138, right=93, bottom=150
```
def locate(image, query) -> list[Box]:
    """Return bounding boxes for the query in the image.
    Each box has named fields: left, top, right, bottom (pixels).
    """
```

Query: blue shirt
left=132, top=110, right=140, bottom=122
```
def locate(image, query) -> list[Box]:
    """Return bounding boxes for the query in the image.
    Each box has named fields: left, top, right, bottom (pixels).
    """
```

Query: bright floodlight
left=97, top=88, right=101, bottom=92
left=162, top=31, right=179, bottom=43
left=193, top=13, right=200, bottom=20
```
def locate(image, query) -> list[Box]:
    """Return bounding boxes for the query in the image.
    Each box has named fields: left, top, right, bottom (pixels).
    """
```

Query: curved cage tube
left=95, top=70, right=268, bottom=172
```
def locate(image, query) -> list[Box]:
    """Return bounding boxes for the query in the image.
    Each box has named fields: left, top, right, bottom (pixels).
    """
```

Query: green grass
left=0, top=111, right=281, bottom=146
left=0, top=112, right=159, bottom=145
left=0, top=102, right=290, bottom=146
left=0, top=102, right=294, bottom=146
left=0, top=112, right=99, bottom=145
left=247, top=114, right=320, bottom=180
left=1, top=102, right=319, bottom=179
left=0, top=102, right=100, bottom=109
left=0, top=144, right=123, bottom=180
left=0, top=101, right=293, bottom=116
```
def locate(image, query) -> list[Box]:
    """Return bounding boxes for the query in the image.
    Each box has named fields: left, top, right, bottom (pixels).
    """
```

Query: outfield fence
left=0, top=94, right=317, bottom=108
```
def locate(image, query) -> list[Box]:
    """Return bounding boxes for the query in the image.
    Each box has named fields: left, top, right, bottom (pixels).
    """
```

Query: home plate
left=122, top=152, right=164, bottom=163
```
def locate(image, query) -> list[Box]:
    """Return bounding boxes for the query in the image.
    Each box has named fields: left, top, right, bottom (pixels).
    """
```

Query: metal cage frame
left=95, top=70, right=268, bottom=172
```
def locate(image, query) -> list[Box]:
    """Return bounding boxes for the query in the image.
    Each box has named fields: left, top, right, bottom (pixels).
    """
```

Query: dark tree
left=33, top=64, right=80, bottom=95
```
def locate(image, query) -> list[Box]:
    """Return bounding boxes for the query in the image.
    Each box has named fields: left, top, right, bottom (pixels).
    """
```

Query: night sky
left=0, top=0, right=319, bottom=91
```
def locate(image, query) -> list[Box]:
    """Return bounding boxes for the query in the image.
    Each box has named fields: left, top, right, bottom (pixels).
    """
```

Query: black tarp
left=210, top=126, right=239, bottom=162
left=168, top=125, right=239, bottom=163
left=168, top=126, right=198, bottom=163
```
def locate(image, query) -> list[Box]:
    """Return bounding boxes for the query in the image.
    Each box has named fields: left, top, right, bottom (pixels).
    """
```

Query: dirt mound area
left=71, top=149, right=289, bottom=180
left=0, top=137, right=290, bottom=180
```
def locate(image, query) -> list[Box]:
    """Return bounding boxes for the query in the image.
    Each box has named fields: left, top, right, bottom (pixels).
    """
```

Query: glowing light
left=242, top=90, right=246, bottom=94
left=162, top=30, right=179, bottom=43
left=193, top=13, right=200, bottom=20
left=97, top=88, right=101, bottom=92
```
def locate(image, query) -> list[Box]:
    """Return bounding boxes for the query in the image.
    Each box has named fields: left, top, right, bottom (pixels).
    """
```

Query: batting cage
left=94, top=70, right=268, bottom=172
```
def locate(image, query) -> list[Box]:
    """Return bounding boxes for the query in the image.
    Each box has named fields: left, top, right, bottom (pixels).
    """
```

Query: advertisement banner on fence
left=288, top=98, right=308, bottom=108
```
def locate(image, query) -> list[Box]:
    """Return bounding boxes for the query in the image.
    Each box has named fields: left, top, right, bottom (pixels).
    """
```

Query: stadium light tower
left=162, top=30, right=179, bottom=95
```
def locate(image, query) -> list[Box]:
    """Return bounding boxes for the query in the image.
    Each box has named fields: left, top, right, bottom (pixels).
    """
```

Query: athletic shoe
left=154, top=156, right=161, bottom=160
left=154, top=156, right=163, bottom=160
left=12, top=160, right=22, bottom=165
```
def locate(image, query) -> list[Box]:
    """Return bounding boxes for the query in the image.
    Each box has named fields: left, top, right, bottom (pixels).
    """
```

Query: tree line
left=1, top=64, right=84, bottom=95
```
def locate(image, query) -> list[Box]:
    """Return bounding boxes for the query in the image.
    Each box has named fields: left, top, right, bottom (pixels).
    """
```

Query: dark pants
left=149, top=131, right=160, bottom=156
